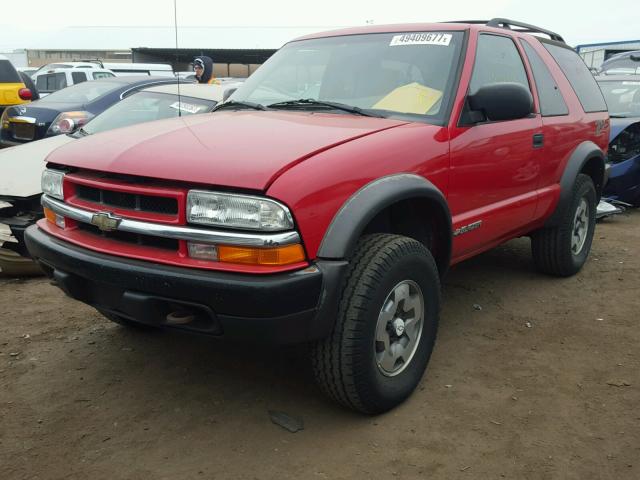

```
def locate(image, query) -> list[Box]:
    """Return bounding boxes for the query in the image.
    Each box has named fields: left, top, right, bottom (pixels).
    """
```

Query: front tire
left=311, top=234, right=441, bottom=414
left=531, top=173, right=597, bottom=276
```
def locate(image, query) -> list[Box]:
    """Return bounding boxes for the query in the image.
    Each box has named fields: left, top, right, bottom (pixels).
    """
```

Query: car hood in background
left=0, top=135, right=74, bottom=197
left=44, top=111, right=408, bottom=191
left=610, top=117, right=640, bottom=141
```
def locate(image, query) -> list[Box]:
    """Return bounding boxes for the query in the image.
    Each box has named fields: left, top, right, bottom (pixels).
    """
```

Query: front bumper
left=25, top=225, right=346, bottom=344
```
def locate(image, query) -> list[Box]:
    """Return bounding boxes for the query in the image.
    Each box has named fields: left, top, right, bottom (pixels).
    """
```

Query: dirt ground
left=1, top=211, right=638, bottom=480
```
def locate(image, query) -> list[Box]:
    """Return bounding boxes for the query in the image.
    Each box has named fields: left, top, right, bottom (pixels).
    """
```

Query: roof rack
left=445, top=18, right=565, bottom=43
left=76, top=59, right=105, bottom=67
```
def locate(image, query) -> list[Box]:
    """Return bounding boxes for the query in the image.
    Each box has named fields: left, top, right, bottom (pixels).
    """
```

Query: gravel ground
left=1, top=210, right=638, bottom=480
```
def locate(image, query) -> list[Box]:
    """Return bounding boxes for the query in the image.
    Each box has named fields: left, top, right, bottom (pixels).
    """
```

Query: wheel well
left=361, top=198, right=450, bottom=276
left=580, top=156, right=605, bottom=198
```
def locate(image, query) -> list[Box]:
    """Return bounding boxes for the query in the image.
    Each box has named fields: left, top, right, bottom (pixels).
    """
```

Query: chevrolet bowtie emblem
left=90, top=212, right=122, bottom=232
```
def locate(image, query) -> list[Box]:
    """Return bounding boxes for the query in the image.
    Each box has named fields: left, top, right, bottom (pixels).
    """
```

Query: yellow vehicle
left=0, top=55, right=32, bottom=115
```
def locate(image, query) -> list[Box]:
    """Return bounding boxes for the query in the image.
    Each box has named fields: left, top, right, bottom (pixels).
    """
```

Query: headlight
left=47, top=111, right=94, bottom=136
left=187, top=190, right=294, bottom=231
left=1, top=108, right=9, bottom=129
left=41, top=169, right=65, bottom=200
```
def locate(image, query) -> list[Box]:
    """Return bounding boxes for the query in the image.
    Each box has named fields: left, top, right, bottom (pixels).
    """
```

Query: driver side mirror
left=466, top=82, right=533, bottom=124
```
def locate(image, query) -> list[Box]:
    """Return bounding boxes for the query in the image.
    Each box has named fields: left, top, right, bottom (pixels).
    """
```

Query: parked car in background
left=596, top=75, right=640, bottom=205
left=0, top=76, right=180, bottom=147
left=0, top=82, right=234, bottom=272
left=599, top=50, right=640, bottom=75
left=25, top=20, right=608, bottom=413
left=101, top=62, right=174, bottom=77
left=33, top=66, right=116, bottom=96
left=0, top=55, right=33, bottom=116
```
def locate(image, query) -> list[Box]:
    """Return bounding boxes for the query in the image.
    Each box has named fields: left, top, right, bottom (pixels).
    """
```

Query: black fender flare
left=317, top=173, right=452, bottom=269
left=545, top=141, right=605, bottom=227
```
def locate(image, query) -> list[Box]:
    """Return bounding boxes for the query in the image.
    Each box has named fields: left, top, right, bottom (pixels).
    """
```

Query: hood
left=45, top=111, right=408, bottom=191
left=610, top=117, right=640, bottom=141
left=0, top=135, right=74, bottom=197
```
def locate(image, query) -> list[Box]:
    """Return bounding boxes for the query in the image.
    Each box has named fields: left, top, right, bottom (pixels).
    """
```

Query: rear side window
left=72, top=72, right=87, bottom=84
left=469, top=34, right=530, bottom=94
left=543, top=43, right=607, bottom=113
left=0, top=60, right=21, bottom=82
left=36, top=73, right=67, bottom=92
left=520, top=40, right=569, bottom=116
left=93, top=72, right=115, bottom=79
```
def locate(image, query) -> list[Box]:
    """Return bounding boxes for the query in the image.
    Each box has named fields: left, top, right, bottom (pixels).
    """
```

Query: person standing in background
left=193, top=56, right=219, bottom=85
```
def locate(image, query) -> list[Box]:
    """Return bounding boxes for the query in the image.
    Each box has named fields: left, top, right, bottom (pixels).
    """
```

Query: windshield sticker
left=390, top=33, right=452, bottom=47
left=622, top=81, right=640, bottom=85
left=169, top=102, right=203, bottom=114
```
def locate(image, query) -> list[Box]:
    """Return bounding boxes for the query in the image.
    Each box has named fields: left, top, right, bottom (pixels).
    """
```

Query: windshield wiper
left=213, top=100, right=267, bottom=112
left=267, top=99, right=386, bottom=118
left=609, top=114, right=630, bottom=118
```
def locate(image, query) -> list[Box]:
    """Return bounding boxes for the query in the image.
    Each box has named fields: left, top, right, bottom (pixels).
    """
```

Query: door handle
left=533, top=133, right=544, bottom=149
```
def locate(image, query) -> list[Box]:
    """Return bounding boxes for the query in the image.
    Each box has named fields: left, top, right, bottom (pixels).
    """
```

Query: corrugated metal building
left=15, top=25, right=343, bottom=75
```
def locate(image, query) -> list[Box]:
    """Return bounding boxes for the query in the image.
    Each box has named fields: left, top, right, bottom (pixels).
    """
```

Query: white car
left=33, top=66, right=116, bottom=96
left=0, top=82, right=238, bottom=273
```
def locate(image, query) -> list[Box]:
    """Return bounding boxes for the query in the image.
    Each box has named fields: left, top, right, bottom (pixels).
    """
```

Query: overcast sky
left=1, top=0, right=639, bottom=49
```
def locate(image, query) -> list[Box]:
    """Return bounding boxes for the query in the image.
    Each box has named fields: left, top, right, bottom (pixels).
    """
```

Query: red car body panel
left=267, top=122, right=450, bottom=259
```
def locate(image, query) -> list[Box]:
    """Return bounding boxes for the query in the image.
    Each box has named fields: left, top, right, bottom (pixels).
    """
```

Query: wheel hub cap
left=571, top=197, right=589, bottom=255
left=392, top=318, right=406, bottom=337
left=374, top=280, right=425, bottom=377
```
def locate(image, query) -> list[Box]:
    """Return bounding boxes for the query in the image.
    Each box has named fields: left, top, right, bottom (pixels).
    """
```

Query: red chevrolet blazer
left=26, top=19, right=609, bottom=413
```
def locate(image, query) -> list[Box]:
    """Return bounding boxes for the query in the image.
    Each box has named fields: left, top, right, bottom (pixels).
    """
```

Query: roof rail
left=75, top=59, right=105, bottom=67
left=445, top=18, right=565, bottom=43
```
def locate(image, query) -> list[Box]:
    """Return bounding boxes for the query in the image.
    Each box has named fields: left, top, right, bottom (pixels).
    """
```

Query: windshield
left=231, top=31, right=464, bottom=123
left=598, top=79, right=640, bottom=117
left=37, top=80, right=122, bottom=104
left=82, top=91, right=216, bottom=135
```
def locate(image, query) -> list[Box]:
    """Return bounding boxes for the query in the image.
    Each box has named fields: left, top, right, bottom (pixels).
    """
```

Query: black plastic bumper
left=25, top=225, right=347, bottom=344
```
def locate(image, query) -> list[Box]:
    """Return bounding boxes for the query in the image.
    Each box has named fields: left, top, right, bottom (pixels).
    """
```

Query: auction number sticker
left=169, top=101, right=203, bottom=114
left=390, top=33, right=452, bottom=47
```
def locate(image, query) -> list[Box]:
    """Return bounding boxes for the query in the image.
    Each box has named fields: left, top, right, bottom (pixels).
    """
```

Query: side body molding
left=317, top=174, right=452, bottom=270
left=545, top=141, right=605, bottom=227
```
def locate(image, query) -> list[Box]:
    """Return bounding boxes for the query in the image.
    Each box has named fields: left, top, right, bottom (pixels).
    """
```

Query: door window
left=71, top=72, right=88, bottom=84
left=36, top=73, right=67, bottom=92
left=469, top=34, right=530, bottom=94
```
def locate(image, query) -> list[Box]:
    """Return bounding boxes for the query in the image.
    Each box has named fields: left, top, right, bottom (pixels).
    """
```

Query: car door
left=448, top=33, right=543, bottom=260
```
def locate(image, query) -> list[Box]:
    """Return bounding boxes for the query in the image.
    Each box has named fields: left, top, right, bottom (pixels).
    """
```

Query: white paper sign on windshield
left=390, top=33, right=452, bottom=47
left=169, top=102, right=203, bottom=114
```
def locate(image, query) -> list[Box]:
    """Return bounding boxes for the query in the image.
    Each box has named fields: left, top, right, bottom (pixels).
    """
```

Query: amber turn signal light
left=43, top=207, right=65, bottom=228
left=217, top=244, right=305, bottom=266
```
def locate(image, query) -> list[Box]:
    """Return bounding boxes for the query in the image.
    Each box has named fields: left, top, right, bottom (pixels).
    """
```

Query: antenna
left=174, top=0, right=181, bottom=117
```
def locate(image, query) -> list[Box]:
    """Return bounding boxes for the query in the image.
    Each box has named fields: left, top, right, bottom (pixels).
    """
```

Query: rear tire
left=311, top=234, right=441, bottom=414
left=531, top=174, right=597, bottom=276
